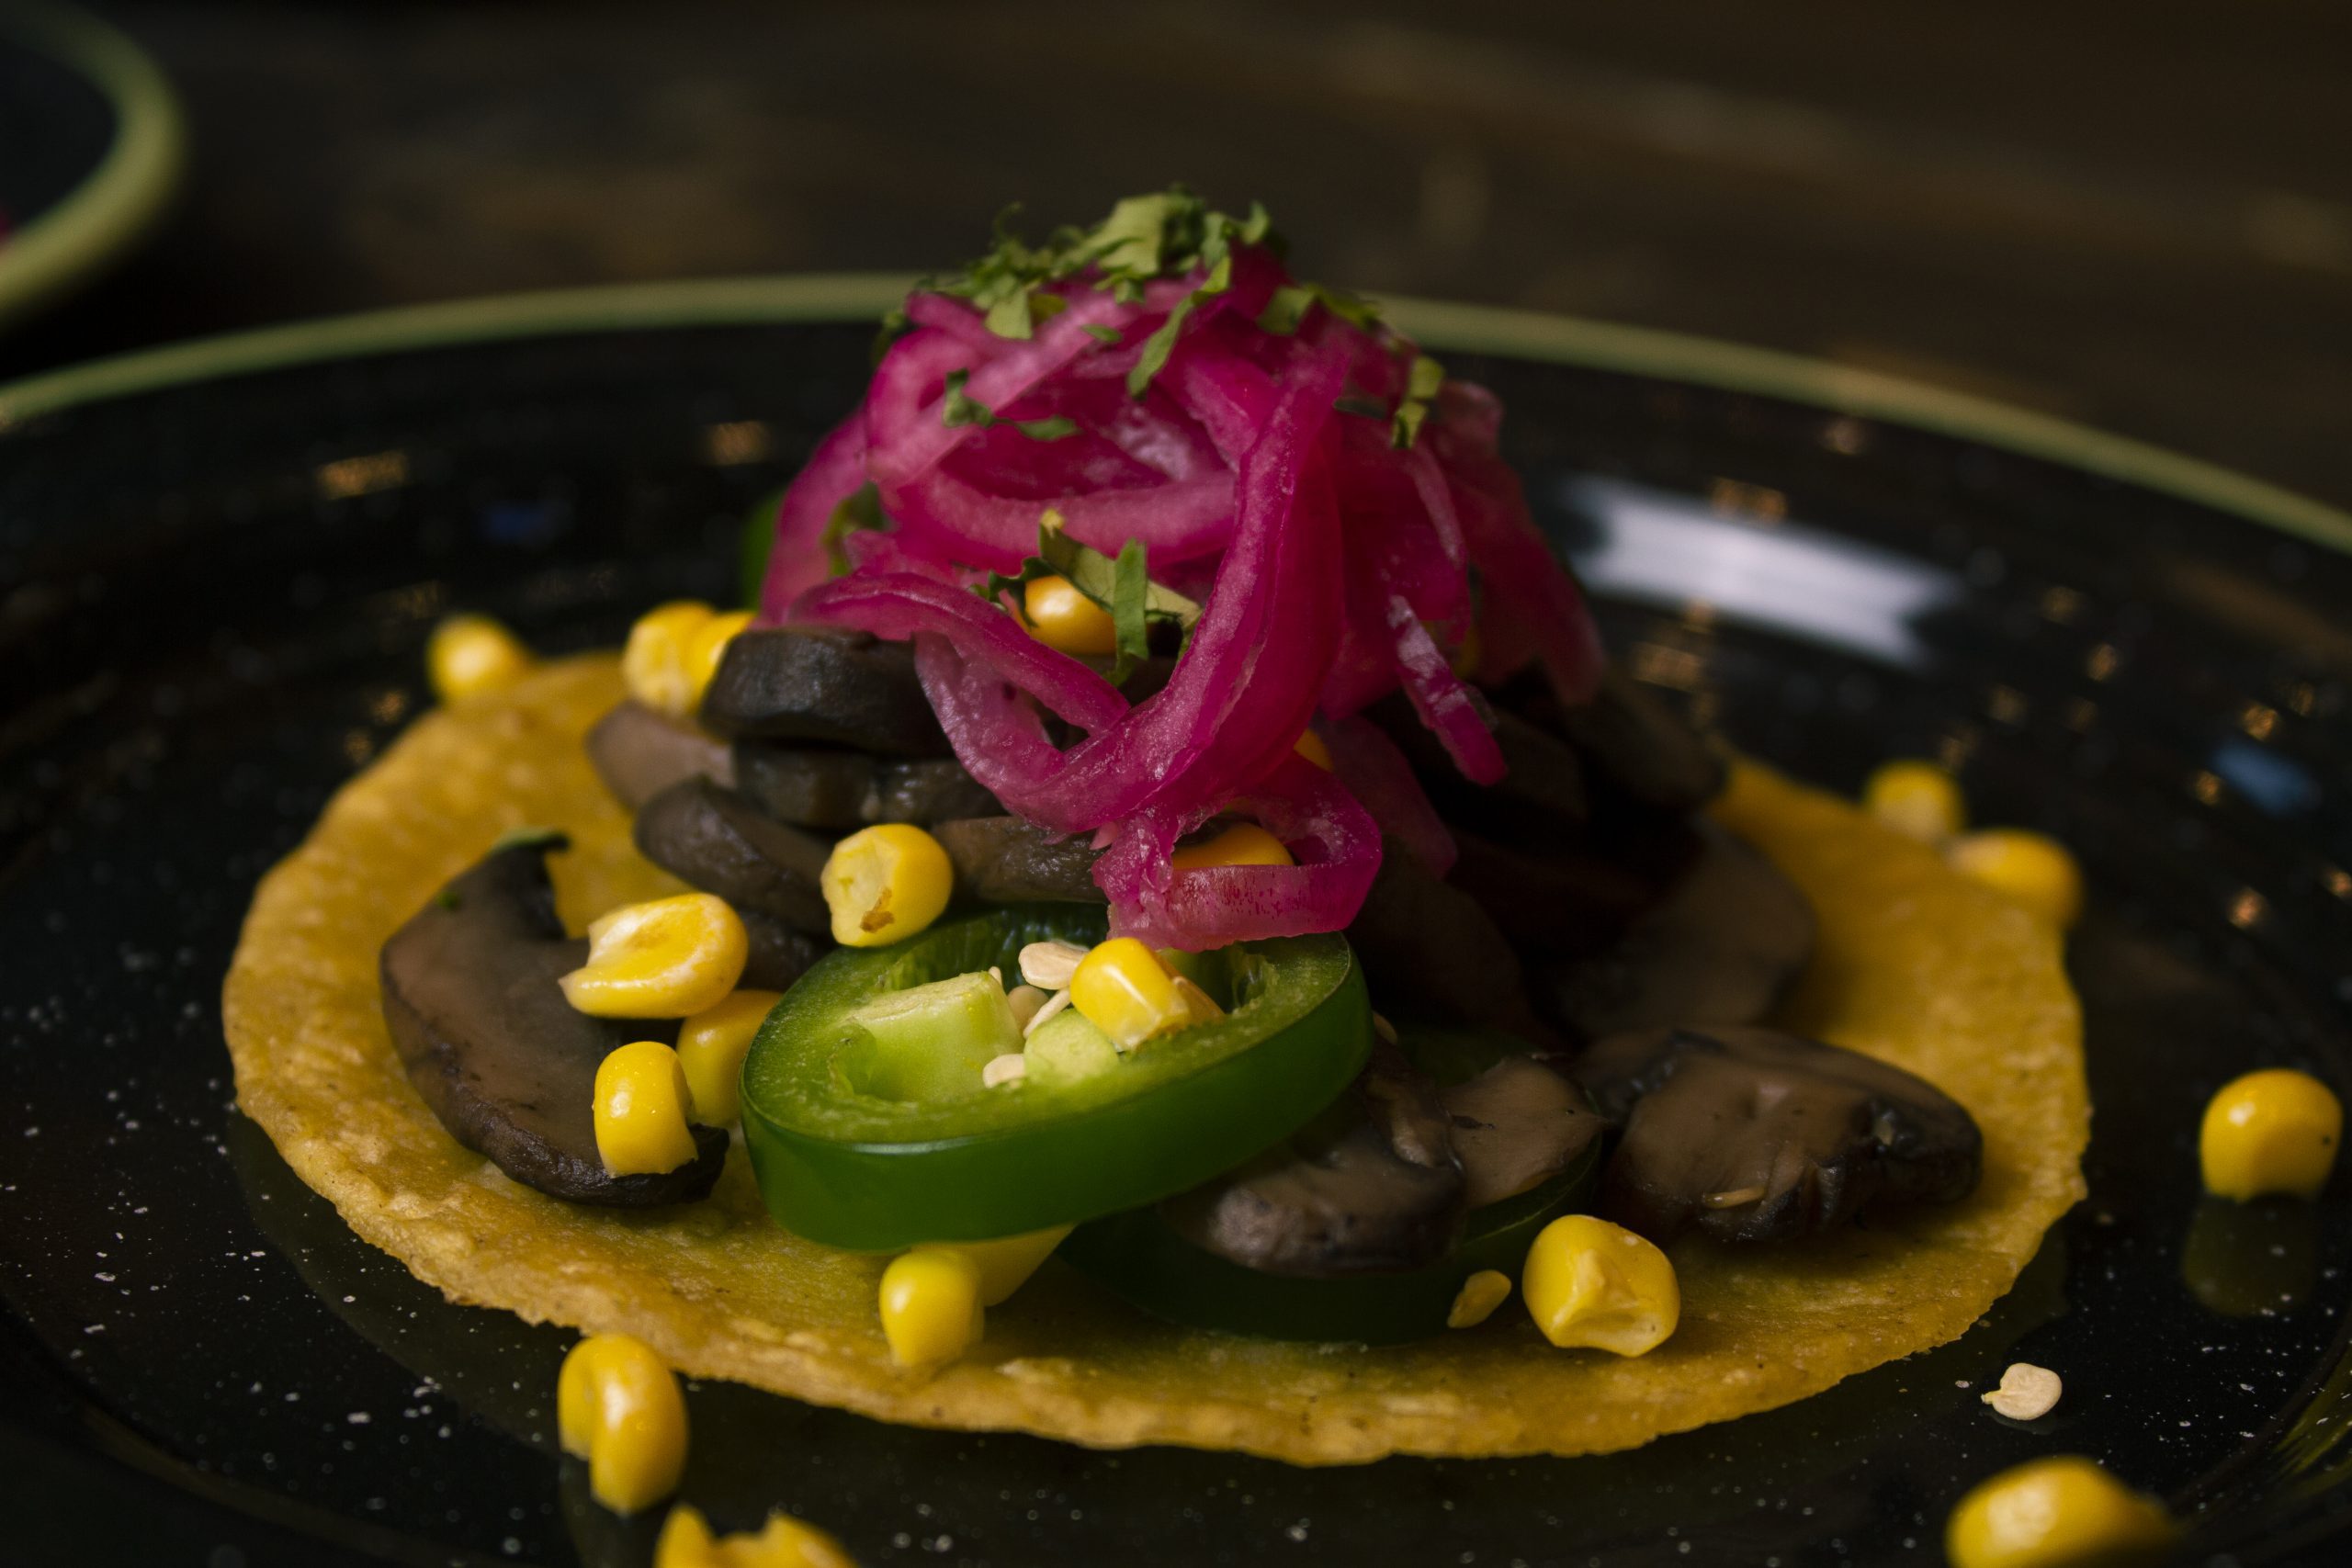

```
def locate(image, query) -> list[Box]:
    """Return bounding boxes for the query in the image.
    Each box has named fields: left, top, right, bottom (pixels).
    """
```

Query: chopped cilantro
left=941, top=369, right=1077, bottom=442
left=981, top=510, right=1201, bottom=685
left=822, top=483, right=887, bottom=576
left=1391, top=354, right=1446, bottom=449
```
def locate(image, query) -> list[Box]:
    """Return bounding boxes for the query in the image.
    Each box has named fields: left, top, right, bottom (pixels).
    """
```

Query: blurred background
left=5, top=0, right=2350, bottom=507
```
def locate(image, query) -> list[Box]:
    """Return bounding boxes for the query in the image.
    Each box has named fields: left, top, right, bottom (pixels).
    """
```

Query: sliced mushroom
left=1518, top=666, right=1725, bottom=816
left=584, top=700, right=735, bottom=811
left=733, top=743, right=999, bottom=829
left=699, top=626, right=949, bottom=756
left=1447, top=823, right=1698, bottom=956
left=1163, top=1044, right=1465, bottom=1277
left=379, top=837, right=727, bottom=1205
left=1535, top=821, right=1815, bottom=1040
left=933, top=816, right=1106, bottom=904
left=1575, top=1025, right=1982, bottom=1243
left=1347, top=835, right=1561, bottom=1049
left=1439, top=1055, right=1608, bottom=1209
left=633, top=776, right=832, bottom=931
left=738, top=908, right=825, bottom=991
left=1369, top=691, right=1589, bottom=825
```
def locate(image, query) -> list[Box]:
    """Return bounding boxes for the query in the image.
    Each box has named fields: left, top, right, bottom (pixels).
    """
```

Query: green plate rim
left=3, top=269, right=2348, bottom=558
left=0, top=1, right=187, bottom=331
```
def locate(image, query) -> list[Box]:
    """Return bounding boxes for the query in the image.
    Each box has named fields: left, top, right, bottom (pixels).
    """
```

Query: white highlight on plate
left=1558, top=476, right=1959, bottom=668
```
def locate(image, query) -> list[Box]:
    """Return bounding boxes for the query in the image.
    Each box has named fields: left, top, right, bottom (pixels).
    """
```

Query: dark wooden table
left=14, top=0, right=2352, bottom=513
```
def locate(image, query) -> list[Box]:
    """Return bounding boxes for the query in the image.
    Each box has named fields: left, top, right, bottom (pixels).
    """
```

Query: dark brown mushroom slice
left=1575, top=1025, right=1982, bottom=1243
left=1535, top=821, right=1815, bottom=1040
left=1545, top=665, right=1726, bottom=815
left=584, top=700, right=736, bottom=811
left=732, top=743, right=999, bottom=830
left=1347, top=835, right=1561, bottom=1049
left=1162, top=1044, right=1466, bottom=1277
left=933, top=816, right=1106, bottom=904
left=633, top=776, right=833, bottom=931
left=1368, top=691, right=1590, bottom=827
left=1439, top=1055, right=1610, bottom=1210
left=1447, top=822, right=1699, bottom=956
left=379, top=836, right=727, bottom=1206
left=738, top=908, right=825, bottom=991
left=699, top=626, right=950, bottom=756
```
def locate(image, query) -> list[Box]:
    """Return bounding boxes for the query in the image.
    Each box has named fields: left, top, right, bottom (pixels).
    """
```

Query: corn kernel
left=2200, top=1068, right=2341, bottom=1201
left=1864, top=759, right=1966, bottom=843
left=655, top=1504, right=857, bottom=1568
left=1293, top=728, right=1334, bottom=771
left=675, top=989, right=781, bottom=1124
left=914, top=1224, right=1073, bottom=1306
left=1170, top=823, right=1295, bottom=872
left=561, top=893, right=749, bottom=1019
left=1947, top=829, right=2084, bottom=929
left=594, top=1041, right=701, bottom=1176
left=1945, top=1455, right=2173, bottom=1568
left=685, top=609, right=755, bottom=715
left=426, top=614, right=534, bottom=705
left=1521, top=1214, right=1679, bottom=1356
left=822, top=824, right=955, bottom=948
left=558, top=1333, right=688, bottom=1515
left=878, top=1248, right=984, bottom=1367
left=1446, top=1269, right=1513, bottom=1329
left=1069, top=938, right=1191, bottom=1051
left=1022, top=575, right=1117, bottom=656
left=624, top=601, right=719, bottom=718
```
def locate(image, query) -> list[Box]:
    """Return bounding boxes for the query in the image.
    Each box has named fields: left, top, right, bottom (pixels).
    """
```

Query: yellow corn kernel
left=1947, top=829, right=2084, bottom=929
left=1022, top=575, right=1117, bottom=656
left=913, top=1224, right=1073, bottom=1307
left=561, top=893, right=749, bottom=1019
left=594, top=1041, right=701, bottom=1176
left=655, top=1504, right=857, bottom=1568
left=684, top=609, right=755, bottom=714
left=1945, top=1455, right=2174, bottom=1568
left=821, top=823, right=955, bottom=948
left=1521, top=1214, right=1679, bottom=1356
left=624, top=601, right=719, bottom=717
left=2200, top=1068, right=2341, bottom=1201
left=878, top=1248, right=984, bottom=1368
left=1864, top=759, right=1966, bottom=843
left=1446, top=1269, right=1513, bottom=1329
left=426, top=614, right=534, bottom=705
left=557, top=1333, right=688, bottom=1515
left=1069, top=938, right=1191, bottom=1051
left=1293, top=728, right=1334, bottom=771
left=1170, top=823, right=1295, bottom=872
left=675, top=989, right=782, bottom=1124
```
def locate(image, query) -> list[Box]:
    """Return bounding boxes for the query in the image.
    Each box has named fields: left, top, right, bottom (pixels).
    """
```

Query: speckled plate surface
left=0, top=1, right=183, bottom=330
left=3, top=280, right=2350, bottom=1567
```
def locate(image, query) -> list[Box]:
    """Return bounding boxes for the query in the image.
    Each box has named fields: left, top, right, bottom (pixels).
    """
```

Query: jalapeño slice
left=739, top=905, right=1371, bottom=1250
left=1058, top=1027, right=1603, bottom=1344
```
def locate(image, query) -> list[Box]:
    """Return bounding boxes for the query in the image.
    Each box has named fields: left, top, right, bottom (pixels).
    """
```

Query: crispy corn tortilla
left=224, top=656, right=2087, bottom=1465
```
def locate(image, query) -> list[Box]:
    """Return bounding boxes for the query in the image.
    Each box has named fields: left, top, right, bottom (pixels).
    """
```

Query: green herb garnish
left=821, top=483, right=888, bottom=576
left=982, top=510, right=1202, bottom=686
left=882, top=187, right=1292, bottom=396
left=940, top=369, right=1076, bottom=441
left=1391, top=355, right=1446, bottom=449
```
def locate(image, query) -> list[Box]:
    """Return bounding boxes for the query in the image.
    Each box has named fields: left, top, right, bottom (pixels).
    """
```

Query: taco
left=223, top=190, right=2086, bottom=1467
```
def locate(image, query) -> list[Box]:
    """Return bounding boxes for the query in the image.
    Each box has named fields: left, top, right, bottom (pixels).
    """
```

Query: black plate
left=0, top=1, right=182, bottom=329
left=4, top=281, right=2350, bottom=1567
